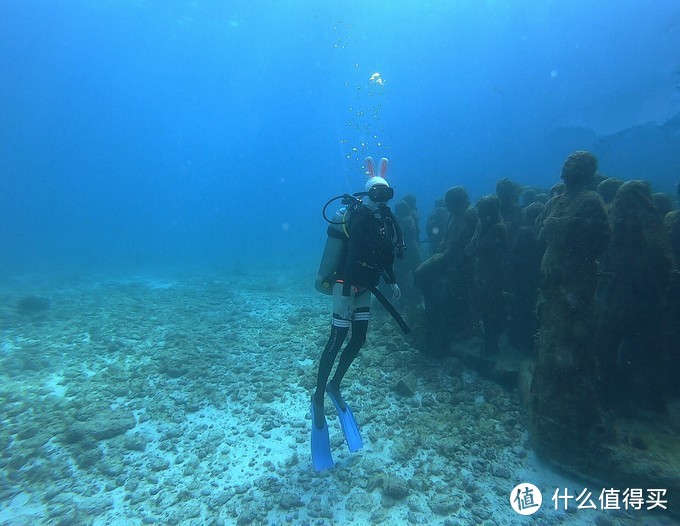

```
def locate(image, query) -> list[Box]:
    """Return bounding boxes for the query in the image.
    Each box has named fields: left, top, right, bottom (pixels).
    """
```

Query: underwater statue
left=507, top=201, right=545, bottom=353
left=425, top=202, right=448, bottom=257
left=495, top=178, right=522, bottom=247
left=465, top=195, right=507, bottom=355
left=596, top=180, right=674, bottom=415
left=595, top=177, right=624, bottom=211
left=393, top=200, right=422, bottom=306
left=529, top=151, right=610, bottom=466
left=414, top=186, right=478, bottom=354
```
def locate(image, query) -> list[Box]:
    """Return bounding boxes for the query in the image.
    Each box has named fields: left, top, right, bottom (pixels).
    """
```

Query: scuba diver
left=311, top=156, right=408, bottom=471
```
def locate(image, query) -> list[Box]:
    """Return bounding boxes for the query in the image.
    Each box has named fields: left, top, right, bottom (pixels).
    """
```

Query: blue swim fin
left=326, top=386, right=363, bottom=453
left=310, top=402, right=333, bottom=471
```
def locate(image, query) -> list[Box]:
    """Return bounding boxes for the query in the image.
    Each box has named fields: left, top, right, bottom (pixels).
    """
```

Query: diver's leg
left=314, top=322, right=349, bottom=415
left=330, top=318, right=368, bottom=386
left=328, top=289, right=371, bottom=406
left=313, top=284, right=351, bottom=427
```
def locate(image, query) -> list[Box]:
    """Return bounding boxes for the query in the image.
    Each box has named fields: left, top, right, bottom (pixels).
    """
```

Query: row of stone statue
left=390, top=152, right=679, bottom=430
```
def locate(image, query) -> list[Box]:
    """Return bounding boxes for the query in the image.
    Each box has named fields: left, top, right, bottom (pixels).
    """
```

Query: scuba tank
left=315, top=193, right=363, bottom=294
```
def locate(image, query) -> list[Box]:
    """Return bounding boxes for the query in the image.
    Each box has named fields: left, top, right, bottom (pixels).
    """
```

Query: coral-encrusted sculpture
left=414, top=187, right=478, bottom=354
left=465, top=195, right=507, bottom=355
left=596, top=180, right=674, bottom=415
left=530, top=151, right=610, bottom=466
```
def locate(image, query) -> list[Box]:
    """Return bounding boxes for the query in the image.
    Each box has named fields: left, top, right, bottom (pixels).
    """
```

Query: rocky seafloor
left=0, top=271, right=677, bottom=526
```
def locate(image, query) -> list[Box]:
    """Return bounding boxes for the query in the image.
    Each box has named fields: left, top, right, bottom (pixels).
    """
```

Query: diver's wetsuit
left=313, top=203, right=398, bottom=427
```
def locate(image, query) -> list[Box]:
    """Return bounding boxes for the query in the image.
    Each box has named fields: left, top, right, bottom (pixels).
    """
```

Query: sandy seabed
left=0, top=270, right=676, bottom=526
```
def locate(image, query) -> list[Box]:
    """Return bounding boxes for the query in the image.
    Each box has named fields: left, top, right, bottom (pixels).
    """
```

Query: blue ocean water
left=1, top=0, right=679, bottom=277
left=2, top=4, right=680, bottom=525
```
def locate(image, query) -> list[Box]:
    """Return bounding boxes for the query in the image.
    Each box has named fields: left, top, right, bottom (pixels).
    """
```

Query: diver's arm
left=384, top=267, right=401, bottom=299
left=383, top=266, right=397, bottom=285
left=390, top=282, right=401, bottom=299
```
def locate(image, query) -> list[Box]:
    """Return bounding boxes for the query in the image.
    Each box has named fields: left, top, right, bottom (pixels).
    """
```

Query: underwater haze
left=3, top=3, right=680, bottom=525
left=1, top=0, right=679, bottom=276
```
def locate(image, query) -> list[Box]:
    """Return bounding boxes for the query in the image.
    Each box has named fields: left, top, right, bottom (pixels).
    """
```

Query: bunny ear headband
left=365, top=156, right=390, bottom=191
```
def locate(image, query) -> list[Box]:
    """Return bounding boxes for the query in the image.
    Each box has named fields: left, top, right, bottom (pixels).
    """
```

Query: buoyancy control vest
left=315, top=201, right=403, bottom=294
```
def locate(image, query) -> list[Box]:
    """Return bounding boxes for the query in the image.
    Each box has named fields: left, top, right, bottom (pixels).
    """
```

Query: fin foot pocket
left=326, top=387, right=364, bottom=453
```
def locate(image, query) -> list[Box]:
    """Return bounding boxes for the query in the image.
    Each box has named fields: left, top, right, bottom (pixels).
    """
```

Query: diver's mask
left=367, top=185, right=394, bottom=203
